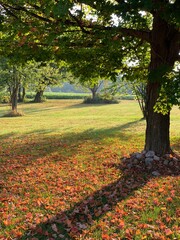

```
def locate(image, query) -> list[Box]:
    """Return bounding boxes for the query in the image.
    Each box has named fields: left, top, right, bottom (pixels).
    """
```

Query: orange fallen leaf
left=165, top=228, right=173, bottom=236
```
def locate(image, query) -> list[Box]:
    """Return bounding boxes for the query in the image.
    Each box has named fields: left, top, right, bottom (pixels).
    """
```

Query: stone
left=131, top=152, right=138, bottom=157
left=145, top=157, right=154, bottom=165
left=145, top=151, right=155, bottom=158
left=169, top=161, right=174, bottom=167
left=154, top=155, right=160, bottom=161
left=136, top=153, right=143, bottom=160
left=152, top=171, right=160, bottom=176
left=127, top=163, right=133, bottom=169
left=163, top=160, right=169, bottom=165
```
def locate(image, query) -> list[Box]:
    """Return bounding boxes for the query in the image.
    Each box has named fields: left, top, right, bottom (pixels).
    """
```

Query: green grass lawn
left=26, top=92, right=91, bottom=100
left=0, top=100, right=179, bottom=239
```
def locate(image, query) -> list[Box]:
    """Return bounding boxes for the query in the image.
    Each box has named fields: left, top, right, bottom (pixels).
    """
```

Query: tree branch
left=99, top=26, right=151, bottom=43
left=68, top=10, right=91, bottom=34
left=0, top=2, right=151, bottom=42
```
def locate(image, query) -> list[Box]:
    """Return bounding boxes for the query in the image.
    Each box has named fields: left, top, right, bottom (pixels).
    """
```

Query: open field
left=0, top=100, right=179, bottom=239
left=25, top=92, right=135, bottom=100
left=25, top=92, right=91, bottom=100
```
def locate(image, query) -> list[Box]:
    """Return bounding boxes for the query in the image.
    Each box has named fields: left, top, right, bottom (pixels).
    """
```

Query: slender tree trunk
left=133, top=84, right=147, bottom=119
left=18, top=86, right=22, bottom=102
left=145, top=14, right=179, bottom=155
left=34, top=90, right=44, bottom=103
left=91, top=89, right=97, bottom=100
left=89, top=84, right=99, bottom=100
left=11, top=86, right=18, bottom=112
left=11, top=66, right=20, bottom=113
left=18, top=86, right=26, bottom=102
left=22, top=87, right=26, bottom=102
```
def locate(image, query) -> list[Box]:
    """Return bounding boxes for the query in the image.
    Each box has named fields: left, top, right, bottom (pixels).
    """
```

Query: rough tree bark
left=145, top=13, right=179, bottom=155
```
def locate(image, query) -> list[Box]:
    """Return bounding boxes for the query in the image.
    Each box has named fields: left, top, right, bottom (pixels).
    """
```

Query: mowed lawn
left=0, top=100, right=179, bottom=240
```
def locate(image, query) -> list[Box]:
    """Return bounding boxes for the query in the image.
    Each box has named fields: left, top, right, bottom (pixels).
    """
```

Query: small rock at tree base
left=154, top=155, right=160, bottom=161
left=136, top=153, right=143, bottom=159
left=152, top=171, right=160, bottom=176
left=163, top=160, right=169, bottom=165
left=145, top=151, right=155, bottom=158
left=169, top=161, right=174, bottom=166
left=145, top=157, right=154, bottom=165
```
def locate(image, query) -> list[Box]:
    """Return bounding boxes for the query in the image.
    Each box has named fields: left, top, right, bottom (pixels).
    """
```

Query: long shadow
left=0, top=132, right=16, bottom=140
left=18, top=155, right=180, bottom=240
left=0, top=119, right=143, bottom=189
left=0, top=119, right=143, bottom=161
left=1, top=119, right=179, bottom=239
left=65, top=103, right=113, bottom=109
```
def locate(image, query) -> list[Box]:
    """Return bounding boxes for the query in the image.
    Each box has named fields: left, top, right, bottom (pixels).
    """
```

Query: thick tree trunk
left=145, top=82, right=170, bottom=154
left=34, top=90, right=44, bottom=103
left=145, top=13, right=179, bottom=155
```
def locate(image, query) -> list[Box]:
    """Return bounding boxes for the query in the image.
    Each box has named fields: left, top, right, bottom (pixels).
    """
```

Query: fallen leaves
left=0, top=129, right=179, bottom=239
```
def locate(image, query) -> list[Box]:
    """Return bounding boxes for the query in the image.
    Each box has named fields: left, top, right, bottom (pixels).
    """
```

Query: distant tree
left=26, top=61, right=63, bottom=103
left=77, top=79, right=103, bottom=100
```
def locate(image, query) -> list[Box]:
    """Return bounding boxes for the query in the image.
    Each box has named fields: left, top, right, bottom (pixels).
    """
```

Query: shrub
left=83, top=95, right=119, bottom=104
left=26, top=92, right=90, bottom=100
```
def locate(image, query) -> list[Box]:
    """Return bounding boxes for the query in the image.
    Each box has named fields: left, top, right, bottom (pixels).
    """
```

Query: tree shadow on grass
left=64, top=102, right=119, bottom=109
left=0, top=120, right=142, bottom=176
left=18, top=155, right=180, bottom=240
left=1, top=118, right=179, bottom=239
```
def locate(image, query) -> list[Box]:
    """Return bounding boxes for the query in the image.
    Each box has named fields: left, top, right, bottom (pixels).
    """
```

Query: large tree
left=25, top=61, right=62, bottom=103
left=0, top=0, right=179, bottom=155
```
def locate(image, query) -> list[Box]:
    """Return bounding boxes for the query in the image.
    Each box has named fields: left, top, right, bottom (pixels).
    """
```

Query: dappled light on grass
left=0, top=100, right=179, bottom=239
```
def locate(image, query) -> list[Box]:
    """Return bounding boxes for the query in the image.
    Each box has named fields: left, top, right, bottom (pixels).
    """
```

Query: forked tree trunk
left=34, top=90, right=44, bottom=103
left=145, top=13, right=179, bottom=155
left=89, top=84, right=99, bottom=100
left=91, top=88, right=97, bottom=100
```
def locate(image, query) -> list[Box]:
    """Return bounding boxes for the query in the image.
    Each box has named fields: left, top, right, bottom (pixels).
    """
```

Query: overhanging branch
left=0, top=1, right=151, bottom=43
